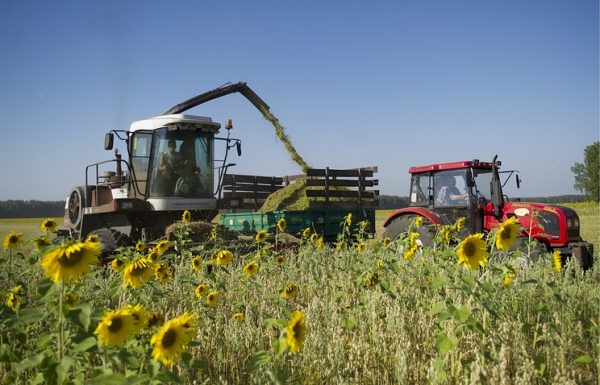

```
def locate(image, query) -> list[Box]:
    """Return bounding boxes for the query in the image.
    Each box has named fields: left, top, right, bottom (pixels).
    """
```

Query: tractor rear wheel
left=89, top=228, right=132, bottom=263
left=383, top=215, right=435, bottom=248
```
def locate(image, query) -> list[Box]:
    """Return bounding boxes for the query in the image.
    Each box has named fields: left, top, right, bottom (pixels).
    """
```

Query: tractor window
left=130, top=132, right=153, bottom=195
left=148, top=129, right=214, bottom=198
left=410, top=173, right=430, bottom=206
left=472, top=169, right=493, bottom=200
left=434, top=170, right=469, bottom=207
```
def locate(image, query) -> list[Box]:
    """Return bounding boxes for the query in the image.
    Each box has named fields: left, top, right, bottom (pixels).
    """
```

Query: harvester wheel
left=89, top=228, right=132, bottom=263
left=383, top=215, right=435, bottom=248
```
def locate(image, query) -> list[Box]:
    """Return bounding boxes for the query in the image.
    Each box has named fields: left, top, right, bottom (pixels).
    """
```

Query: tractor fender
left=382, top=207, right=443, bottom=228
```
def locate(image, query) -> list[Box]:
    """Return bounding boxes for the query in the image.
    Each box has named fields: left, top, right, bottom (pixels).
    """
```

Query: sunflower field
left=0, top=212, right=598, bottom=385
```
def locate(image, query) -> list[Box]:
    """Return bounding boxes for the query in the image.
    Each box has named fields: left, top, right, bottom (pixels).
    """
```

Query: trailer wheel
left=383, top=215, right=435, bottom=248
left=89, top=228, right=132, bottom=263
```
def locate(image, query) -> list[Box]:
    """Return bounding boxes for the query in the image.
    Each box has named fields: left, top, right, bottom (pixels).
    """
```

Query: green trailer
left=218, top=167, right=379, bottom=242
left=220, top=209, right=375, bottom=241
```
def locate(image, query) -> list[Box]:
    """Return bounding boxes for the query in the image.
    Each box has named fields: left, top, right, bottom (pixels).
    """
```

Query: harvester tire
left=383, top=215, right=435, bottom=248
left=89, top=228, right=132, bottom=263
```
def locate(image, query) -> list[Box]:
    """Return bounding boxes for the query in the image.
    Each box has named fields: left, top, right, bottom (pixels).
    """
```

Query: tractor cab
left=407, top=159, right=502, bottom=235
left=119, top=114, right=221, bottom=209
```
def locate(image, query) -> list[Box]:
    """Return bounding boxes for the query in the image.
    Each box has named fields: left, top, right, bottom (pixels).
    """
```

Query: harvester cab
left=62, top=82, right=268, bottom=249
left=383, top=156, right=594, bottom=269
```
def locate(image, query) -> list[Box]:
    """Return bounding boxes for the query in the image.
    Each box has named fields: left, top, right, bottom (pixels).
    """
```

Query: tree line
left=0, top=200, right=64, bottom=218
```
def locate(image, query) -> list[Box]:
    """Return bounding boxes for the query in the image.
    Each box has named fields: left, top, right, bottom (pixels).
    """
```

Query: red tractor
left=382, top=156, right=594, bottom=269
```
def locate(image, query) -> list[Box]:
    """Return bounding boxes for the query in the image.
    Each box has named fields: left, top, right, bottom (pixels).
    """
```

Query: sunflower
left=151, top=312, right=197, bottom=366
left=147, top=248, right=160, bottom=262
left=336, top=240, right=347, bottom=251
left=363, top=272, right=378, bottom=288
left=216, top=250, right=233, bottom=266
left=127, top=304, right=147, bottom=334
left=376, top=259, right=384, bottom=269
left=317, top=237, right=325, bottom=250
left=276, top=218, right=287, bottom=233
left=64, top=291, right=78, bottom=308
left=111, top=258, right=124, bottom=272
left=146, top=312, right=165, bottom=329
left=282, top=283, right=298, bottom=300
left=255, top=230, right=268, bottom=243
left=3, top=231, right=24, bottom=252
left=210, top=225, right=218, bottom=241
left=122, top=258, right=155, bottom=288
left=5, top=285, right=23, bottom=312
left=40, top=218, right=57, bottom=233
left=155, top=262, right=172, bottom=284
left=356, top=242, right=366, bottom=253
left=414, top=216, right=423, bottom=228
left=502, top=272, right=516, bottom=287
left=302, top=228, right=311, bottom=238
left=403, top=245, right=418, bottom=261
left=283, top=311, right=308, bottom=353
left=191, top=256, right=203, bottom=271
left=135, top=241, right=146, bottom=253
left=94, top=308, right=138, bottom=347
left=310, top=234, right=320, bottom=245
left=232, top=312, right=244, bottom=322
left=155, top=240, right=170, bottom=256
left=438, top=226, right=452, bottom=245
left=206, top=291, right=219, bottom=307
left=242, top=261, right=259, bottom=277
left=276, top=254, right=286, bottom=265
left=457, top=233, right=488, bottom=271
left=86, top=234, right=100, bottom=243
left=553, top=250, right=562, bottom=273
left=33, top=235, right=51, bottom=250
left=344, top=213, right=353, bottom=226
left=194, top=283, right=208, bottom=298
left=182, top=210, right=191, bottom=224
left=409, top=232, right=420, bottom=246
left=382, top=237, right=392, bottom=248
left=40, top=240, right=100, bottom=283
left=495, top=217, right=521, bottom=251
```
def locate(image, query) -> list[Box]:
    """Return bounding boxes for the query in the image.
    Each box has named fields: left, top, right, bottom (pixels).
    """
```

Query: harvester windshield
left=146, top=128, right=214, bottom=198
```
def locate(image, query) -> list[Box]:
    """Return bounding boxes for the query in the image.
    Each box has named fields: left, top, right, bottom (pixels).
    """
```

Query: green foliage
left=0, top=216, right=598, bottom=384
left=572, top=141, right=600, bottom=201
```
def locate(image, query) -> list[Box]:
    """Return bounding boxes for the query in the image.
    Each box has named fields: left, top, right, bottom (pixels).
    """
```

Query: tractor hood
left=488, top=202, right=581, bottom=246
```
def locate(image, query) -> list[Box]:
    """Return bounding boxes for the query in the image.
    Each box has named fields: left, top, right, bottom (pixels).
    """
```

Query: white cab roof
left=129, top=114, right=221, bottom=133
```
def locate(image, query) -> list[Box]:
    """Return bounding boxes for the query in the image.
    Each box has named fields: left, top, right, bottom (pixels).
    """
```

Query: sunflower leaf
left=71, top=336, right=97, bottom=353
left=69, top=303, right=92, bottom=332
left=16, top=308, right=45, bottom=324
left=436, top=333, right=458, bottom=355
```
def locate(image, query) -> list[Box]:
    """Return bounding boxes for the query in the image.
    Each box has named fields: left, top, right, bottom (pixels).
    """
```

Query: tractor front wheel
left=382, top=215, right=435, bottom=248
left=89, top=228, right=132, bottom=263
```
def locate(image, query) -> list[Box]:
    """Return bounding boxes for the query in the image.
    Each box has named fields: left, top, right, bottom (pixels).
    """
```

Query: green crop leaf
left=251, top=350, right=272, bottom=368
left=575, top=354, right=593, bottom=364
left=85, top=373, right=129, bottom=385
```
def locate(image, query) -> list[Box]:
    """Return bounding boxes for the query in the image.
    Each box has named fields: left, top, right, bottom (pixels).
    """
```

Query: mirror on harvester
left=516, top=174, right=521, bottom=189
left=104, top=132, right=114, bottom=150
left=236, top=141, right=242, bottom=156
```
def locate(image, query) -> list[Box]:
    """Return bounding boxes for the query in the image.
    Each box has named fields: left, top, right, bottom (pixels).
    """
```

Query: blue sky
left=0, top=0, right=597, bottom=201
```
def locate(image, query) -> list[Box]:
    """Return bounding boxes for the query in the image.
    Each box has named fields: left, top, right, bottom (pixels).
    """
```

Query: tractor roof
left=129, top=114, right=221, bottom=133
left=409, top=160, right=496, bottom=174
